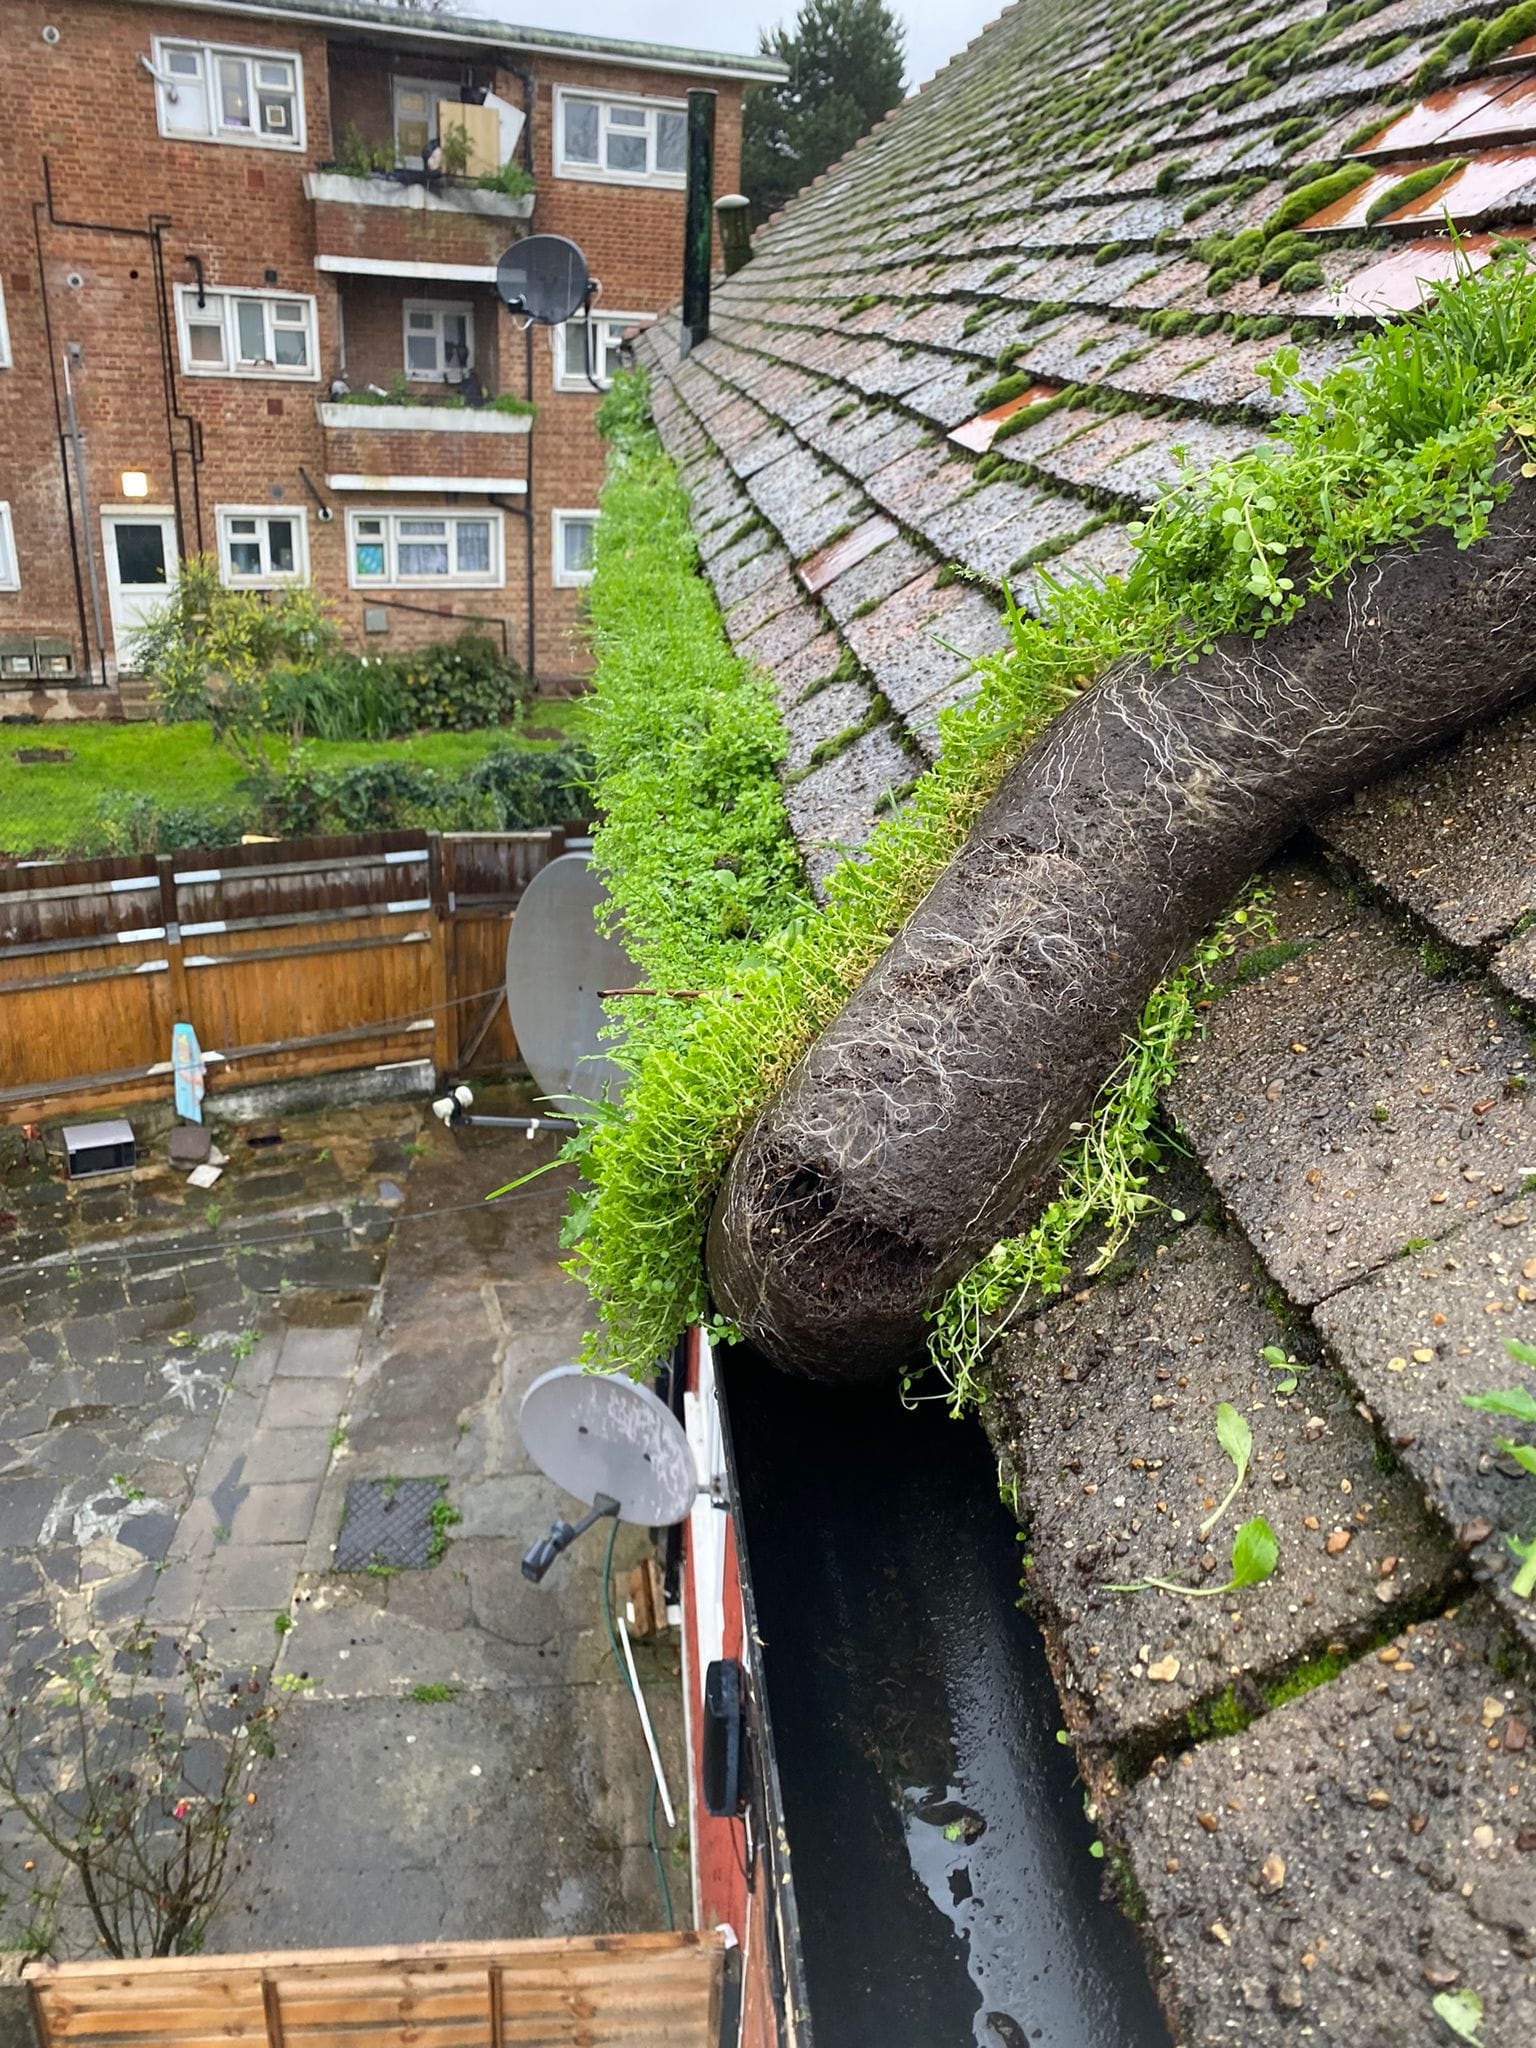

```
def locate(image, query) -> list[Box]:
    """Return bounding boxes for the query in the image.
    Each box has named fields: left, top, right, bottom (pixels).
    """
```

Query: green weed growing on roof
left=559, top=253, right=1536, bottom=1379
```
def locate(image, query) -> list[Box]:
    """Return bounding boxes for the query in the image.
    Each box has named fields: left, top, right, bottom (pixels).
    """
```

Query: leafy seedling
left=1432, top=1986, right=1484, bottom=2046
left=1200, top=1402, right=1252, bottom=1541
left=1261, top=1343, right=1299, bottom=1396
left=1103, top=1514, right=1279, bottom=1600
left=1462, top=1338, right=1536, bottom=1597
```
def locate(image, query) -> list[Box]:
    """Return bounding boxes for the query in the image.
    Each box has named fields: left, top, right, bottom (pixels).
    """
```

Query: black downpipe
left=492, top=57, right=538, bottom=683
left=30, top=199, right=96, bottom=686
left=37, top=160, right=203, bottom=592
left=520, top=326, right=536, bottom=687
left=681, top=90, right=716, bottom=358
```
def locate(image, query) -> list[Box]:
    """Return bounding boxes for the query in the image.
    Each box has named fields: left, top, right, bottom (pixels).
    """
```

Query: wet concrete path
left=0, top=1091, right=684, bottom=1953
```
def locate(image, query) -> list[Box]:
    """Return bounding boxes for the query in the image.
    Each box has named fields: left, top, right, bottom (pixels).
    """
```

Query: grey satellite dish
left=496, top=234, right=591, bottom=325
left=519, top=1365, right=697, bottom=1580
left=504, top=853, right=635, bottom=1114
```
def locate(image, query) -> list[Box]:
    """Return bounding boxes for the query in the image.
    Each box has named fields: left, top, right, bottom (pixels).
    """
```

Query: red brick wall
left=0, top=0, right=747, bottom=694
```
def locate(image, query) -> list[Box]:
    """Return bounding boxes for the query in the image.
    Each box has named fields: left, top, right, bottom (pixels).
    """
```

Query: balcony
left=317, top=399, right=531, bottom=491
left=306, top=171, right=533, bottom=281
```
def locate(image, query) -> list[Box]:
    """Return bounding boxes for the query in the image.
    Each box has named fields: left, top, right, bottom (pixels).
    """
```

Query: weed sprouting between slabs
left=534, top=252, right=1536, bottom=1386
left=1462, top=1337, right=1536, bottom=1598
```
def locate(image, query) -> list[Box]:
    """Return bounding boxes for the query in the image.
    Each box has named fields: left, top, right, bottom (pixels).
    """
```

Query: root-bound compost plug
left=706, top=462, right=1536, bottom=1382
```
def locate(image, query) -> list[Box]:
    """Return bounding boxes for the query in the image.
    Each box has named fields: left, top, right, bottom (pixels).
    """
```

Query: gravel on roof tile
left=1121, top=1600, right=1536, bottom=2048
left=1318, top=700, right=1536, bottom=953
left=987, top=1216, right=1456, bottom=1753
left=1168, top=872, right=1536, bottom=1308
left=1317, top=1207, right=1536, bottom=1649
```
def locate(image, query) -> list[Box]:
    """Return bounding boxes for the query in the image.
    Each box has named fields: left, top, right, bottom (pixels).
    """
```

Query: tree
left=740, top=0, right=905, bottom=224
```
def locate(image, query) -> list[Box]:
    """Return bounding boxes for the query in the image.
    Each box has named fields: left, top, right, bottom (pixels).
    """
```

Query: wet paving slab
left=0, top=1089, right=683, bottom=1953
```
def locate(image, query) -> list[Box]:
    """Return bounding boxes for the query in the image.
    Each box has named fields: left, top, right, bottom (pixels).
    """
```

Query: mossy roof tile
left=638, top=0, right=1536, bottom=856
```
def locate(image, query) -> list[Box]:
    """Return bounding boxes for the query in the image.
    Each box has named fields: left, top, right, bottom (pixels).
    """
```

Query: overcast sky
left=498, top=2, right=1010, bottom=92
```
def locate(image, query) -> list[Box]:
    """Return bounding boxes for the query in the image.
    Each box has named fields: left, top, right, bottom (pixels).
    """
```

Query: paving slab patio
left=0, top=1088, right=686, bottom=1955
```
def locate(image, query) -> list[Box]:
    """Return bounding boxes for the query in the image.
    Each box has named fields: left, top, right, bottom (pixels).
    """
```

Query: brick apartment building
left=0, top=0, right=777, bottom=710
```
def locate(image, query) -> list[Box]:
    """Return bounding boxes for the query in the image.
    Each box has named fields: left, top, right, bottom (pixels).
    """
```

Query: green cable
left=600, top=1515, right=675, bottom=1931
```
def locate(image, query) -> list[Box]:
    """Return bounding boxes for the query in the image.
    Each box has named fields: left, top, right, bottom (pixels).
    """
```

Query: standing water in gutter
left=725, top=1348, right=1170, bottom=2048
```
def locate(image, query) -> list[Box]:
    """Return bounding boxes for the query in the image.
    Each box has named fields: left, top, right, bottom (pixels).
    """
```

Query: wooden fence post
left=427, top=834, right=456, bottom=1081
left=156, top=855, right=193, bottom=1036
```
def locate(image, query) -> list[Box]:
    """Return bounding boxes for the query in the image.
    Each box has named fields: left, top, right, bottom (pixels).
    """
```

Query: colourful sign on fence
left=172, top=1022, right=206, bottom=1123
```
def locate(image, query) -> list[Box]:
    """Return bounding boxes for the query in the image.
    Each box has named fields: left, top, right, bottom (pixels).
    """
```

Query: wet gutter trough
left=722, top=1347, right=1172, bottom=2048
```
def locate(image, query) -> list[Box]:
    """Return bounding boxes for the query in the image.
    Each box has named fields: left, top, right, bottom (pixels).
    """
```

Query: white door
left=102, top=512, right=178, bottom=675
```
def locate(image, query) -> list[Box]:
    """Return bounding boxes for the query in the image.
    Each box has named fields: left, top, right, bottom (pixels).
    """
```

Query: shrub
left=134, top=557, right=339, bottom=727
left=397, top=630, right=530, bottom=730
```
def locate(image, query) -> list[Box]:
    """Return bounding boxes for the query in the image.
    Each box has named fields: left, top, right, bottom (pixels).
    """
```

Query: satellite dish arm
left=522, top=1493, right=619, bottom=1583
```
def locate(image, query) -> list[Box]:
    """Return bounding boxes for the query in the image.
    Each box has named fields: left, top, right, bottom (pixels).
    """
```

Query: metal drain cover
left=335, top=1478, right=450, bottom=1571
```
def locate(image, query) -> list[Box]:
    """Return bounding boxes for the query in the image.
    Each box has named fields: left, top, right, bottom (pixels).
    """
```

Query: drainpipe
left=680, top=89, right=716, bottom=358
left=59, top=346, right=109, bottom=679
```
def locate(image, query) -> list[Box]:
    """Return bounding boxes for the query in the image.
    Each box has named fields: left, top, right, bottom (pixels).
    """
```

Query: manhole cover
left=335, top=1478, right=455, bottom=1571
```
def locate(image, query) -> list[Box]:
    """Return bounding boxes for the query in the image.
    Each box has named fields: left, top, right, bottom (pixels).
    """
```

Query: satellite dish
left=496, top=234, right=591, bottom=324
left=505, top=853, right=635, bottom=1114
left=521, top=1366, right=697, bottom=1527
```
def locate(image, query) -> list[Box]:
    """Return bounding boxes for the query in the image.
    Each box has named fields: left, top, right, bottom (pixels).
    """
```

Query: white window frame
left=0, top=504, right=18, bottom=592
left=174, top=285, right=319, bottom=381
left=150, top=37, right=305, bottom=152
left=0, top=280, right=11, bottom=370
left=346, top=508, right=503, bottom=591
left=216, top=506, right=309, bottom=587
left=554, top=88, right=687, bottom=188
left=391, top=76, right=441, bottom=169
left=402, top=299, right=476, bottom=383
left=552, top=312, right=653, bottom=393
left=551, top=508, right=598, bottom=589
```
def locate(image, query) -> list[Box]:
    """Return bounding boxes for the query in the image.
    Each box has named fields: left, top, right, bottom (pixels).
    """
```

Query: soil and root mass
left=564, top=253, right=1536, bottom=1384
left=707, top=469, right=1536, bottom=1379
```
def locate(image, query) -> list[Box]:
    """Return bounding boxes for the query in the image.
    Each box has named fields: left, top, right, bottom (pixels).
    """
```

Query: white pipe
left=619, top=1613, right=675, bottom=1829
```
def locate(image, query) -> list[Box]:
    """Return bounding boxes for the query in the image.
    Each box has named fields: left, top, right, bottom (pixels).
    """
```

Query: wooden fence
left=0, top=829, right=569, bottom=1124
left=25, top=1931, right=726, bottom=2047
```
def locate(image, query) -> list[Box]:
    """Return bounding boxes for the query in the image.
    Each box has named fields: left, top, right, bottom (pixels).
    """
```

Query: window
left=552, top=510, right=597, bottom=588
left=0, top=504, right=17, bottom=592
left=392, top=77, right=438, bottom=168
left=348, top=510, right=502, bottom=589
left=555, top=89, right=686, bottom=186
left=217, top=507, right=308, bottom=586
left=0, top=280, right=10, bottom=370
left=403, top=300, right=474, bottom=382
left=151, top=38, right=303, bottom=150
left=175, top=287, right=317, bottom=379
left=553, top=313, right=652, bottom=392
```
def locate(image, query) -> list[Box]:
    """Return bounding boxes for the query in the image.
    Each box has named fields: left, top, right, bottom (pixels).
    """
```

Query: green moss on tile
left=1263, top=162, right=1373, bottom=236
left=1279, top=259, right=1326, bottom=292
left=1472, top=0, right=1536, bottom=66
left=1154, top=156, right=1193, bottom=195
left=1361, top=32, right=1411, bottom=67
left=1364, top=158, right=1467, bottom=226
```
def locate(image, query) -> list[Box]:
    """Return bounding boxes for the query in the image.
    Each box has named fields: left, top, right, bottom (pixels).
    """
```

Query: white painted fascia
left=317, top=402, right=531, bottom=434
left=315, top=255, right=499, bottom=283
left=325, top=474, right=528, bottom=492
left=303, top=172, right=533, bottom=221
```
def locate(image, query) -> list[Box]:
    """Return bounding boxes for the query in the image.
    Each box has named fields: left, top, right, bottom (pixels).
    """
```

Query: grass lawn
left=0, top=696, right=591, bottom=857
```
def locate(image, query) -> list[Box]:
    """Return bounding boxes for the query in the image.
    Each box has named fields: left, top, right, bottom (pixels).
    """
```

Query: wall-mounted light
left=120, top=472, right=150, bottom=498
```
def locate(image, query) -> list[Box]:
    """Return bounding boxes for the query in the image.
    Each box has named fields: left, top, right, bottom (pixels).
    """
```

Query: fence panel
left=27, top=1932, right=724, bottom=2047
left=0, top=829, right=564, bottom=1122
